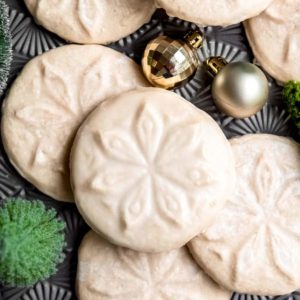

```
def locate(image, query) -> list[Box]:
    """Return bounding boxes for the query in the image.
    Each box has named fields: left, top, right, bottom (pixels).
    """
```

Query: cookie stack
left=1, top=0, right=300, bottom=299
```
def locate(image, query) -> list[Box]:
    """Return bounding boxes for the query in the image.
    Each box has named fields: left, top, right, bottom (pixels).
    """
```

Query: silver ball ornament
left=207, top=57, right=269, bottom=118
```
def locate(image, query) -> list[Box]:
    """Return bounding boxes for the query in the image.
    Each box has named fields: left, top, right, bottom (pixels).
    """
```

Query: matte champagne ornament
left=142, top=31, right=203, bottom=89
left=206, top=57, right=269, bottom=118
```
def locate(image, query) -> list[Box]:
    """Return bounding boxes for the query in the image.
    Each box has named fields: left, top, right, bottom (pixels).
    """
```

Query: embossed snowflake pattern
left=32, top=0, right=102, bottom=33
left=89, top=103, right=219, bottom=228
left=77, top=0, right=106, bottom=35
left=263, top=4, right=300, bottom=61
left=14, top=57, right=105, bottom=173
left=82, top=244, right=210, bottom=300
left=201, top=151, right=300, bottom=285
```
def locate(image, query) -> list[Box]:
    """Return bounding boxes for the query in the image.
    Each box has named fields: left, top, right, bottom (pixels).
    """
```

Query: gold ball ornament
left=142, top=31, right=203, bottom=90
left=206, top=57, right=269, bottom=118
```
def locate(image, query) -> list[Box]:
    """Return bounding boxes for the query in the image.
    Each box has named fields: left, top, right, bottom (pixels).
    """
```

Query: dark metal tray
left=0, top=1, right=298, bottom=299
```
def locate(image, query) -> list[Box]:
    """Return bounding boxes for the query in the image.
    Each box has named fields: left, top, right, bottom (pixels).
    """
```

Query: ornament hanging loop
left=184, top=30, right=204, bottom=49
left=206, top=56, right=228, bottom=77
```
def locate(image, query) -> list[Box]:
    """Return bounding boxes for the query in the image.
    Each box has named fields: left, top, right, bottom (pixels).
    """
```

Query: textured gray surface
left=0, top=0, right=298, bottom=299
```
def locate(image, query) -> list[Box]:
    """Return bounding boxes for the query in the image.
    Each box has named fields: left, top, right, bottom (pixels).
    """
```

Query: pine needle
left=0, top=198, right=66, bottom=287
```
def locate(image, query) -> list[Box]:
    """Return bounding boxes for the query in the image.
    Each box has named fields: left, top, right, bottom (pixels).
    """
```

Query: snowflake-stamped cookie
left=155, top=0, right=274, bottom=26
left=70, top=88, right=236, bottom=252
left=77, top=231, right=232, bottom=300
left=244, top=0, right=300, bottom=82
left=1, top=45, right=149, bottom=202
left=188, top=134, right=300, bottom=296
left=24, top=0, right=156, bottom=44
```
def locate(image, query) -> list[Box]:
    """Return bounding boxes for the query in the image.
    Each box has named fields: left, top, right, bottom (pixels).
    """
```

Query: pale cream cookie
left=1, top=45, right=149, bottom=202
left=76, top=230, right=232, bottom=300
left=70, top=88, right=236, bottom=252
left=244, top=0, right=300, bottom=83
left=24, top=0, right=156, bottom=44
left=156, top=0, right=274, bottom=26
left=189, top=134, right=300, bottom=295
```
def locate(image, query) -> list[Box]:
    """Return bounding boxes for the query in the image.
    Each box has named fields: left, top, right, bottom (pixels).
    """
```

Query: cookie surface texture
left=1, top=45, right=148, bottom=202
left=70, top=88, right=236, bottom=252
left=24, top=0, right=156, bottom=44
left=77, top=230, right=231, bottom=300
left=244, top=0, right=300, bottom=82
left=188, top=134, right=300, bottom=295
left=155, top=0, right=273, bottom=26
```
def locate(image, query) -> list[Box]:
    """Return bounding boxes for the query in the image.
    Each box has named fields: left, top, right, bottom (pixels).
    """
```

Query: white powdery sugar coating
left=188, top=134, right=300, bottom=296
left=155, top=0, right=273, bottom=26
left=77, top=0, right=108, bottom=34
left=244, top=0, right=300, bottom=82
left=24, top=0, right=156, bottom=44
left=1, top=45, right=149, bottom=202
left=70, top=88, right=236, bottom=252
left=77, top=231, right=231, bottom=300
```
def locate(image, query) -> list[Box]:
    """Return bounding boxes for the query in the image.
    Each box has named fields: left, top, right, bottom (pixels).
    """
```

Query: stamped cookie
left=244, top=0, right=300, bottom=83
left=77, top=231, right=231, bottom=300
left=1, top=45, right=148, bottom=202
left=70, top=88, right=236, bottom=252
left=188, top=134, right=300, bottom=295
left=155, top=0, right=274, bottom=26
left=24, top=0, right=156, bottom=44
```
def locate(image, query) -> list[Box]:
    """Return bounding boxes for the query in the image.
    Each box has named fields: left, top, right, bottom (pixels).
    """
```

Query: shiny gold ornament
left=142, top=31, right=203, bottom=90
left=206, top=57, right=269, bottom=119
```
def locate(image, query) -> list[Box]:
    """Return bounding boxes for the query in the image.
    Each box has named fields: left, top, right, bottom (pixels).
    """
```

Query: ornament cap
left=206, top=56, right=228, bottom=77
left=184, top=30, right=204, bottom=49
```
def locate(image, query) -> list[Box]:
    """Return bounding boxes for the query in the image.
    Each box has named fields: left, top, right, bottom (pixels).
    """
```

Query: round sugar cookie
left=155, top=0, right=274, bottom=26
left=70, top=88, right=236, bottom=252
left=244, top=0, right=300, bottom=83
left=188, top=134, right=300, bottom=296
left=1, top=45, right=149, bottom=202
left=24, top=0, right=156, bottom=44
left=77, top=231, right=231, bottom=300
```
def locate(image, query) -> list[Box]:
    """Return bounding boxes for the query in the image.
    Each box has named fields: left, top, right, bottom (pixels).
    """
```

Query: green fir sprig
left=0, top=198, right=66, bottom=287
left=283, top=80, right=300, bottom=135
